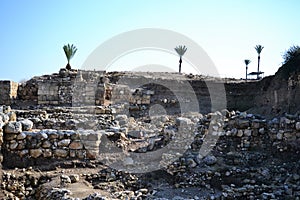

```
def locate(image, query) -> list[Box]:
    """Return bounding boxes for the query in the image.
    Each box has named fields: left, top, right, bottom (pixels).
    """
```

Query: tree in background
left=244, top=59, right=251, bottom=80
left=174, top=45, right=187, bottom=73
left=282, top=45, right=300, bottom=64
left=254, top=45, right=264, bottom=79
left=63, top=44, right=77, bottom=70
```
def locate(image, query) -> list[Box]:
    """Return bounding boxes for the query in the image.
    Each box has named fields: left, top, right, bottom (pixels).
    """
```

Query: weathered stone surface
left=203, top=155, right=217, bottom=165
left=43, top=149, right=52, bottom=157
left=16, top=132, right=27, bottom=140
left=60, top=174, right=71, bottom=184
left=58, top=139, right=71, bottom=147
left=176, top=117, right=192, bottom=127
left=5, top=133, right=17, bottom=141
left=127, top=130, right=143, bottom=138
left=20, top=119, right=33, bottom=131
left=4, top=122, right=22, bottom=134
left=69, top=174, right=80, bottom=183
left=19, top=149, right=28, bottom=157
left=42, top=140, right=52, bottom=148
left=0, top=113, right=9, bottom=123
left=237, top=129, right=243, bottom=137
left=244, top=129, right=252, bottom=136
left=30, top=149, right=43, bottom=158
left=9, top=140, right=18, bottom=150
left=54, top=149, right=68, bottom=157
left=8, top=111, right=17, bottom=121
left=69, top=140, right=83, bottom=150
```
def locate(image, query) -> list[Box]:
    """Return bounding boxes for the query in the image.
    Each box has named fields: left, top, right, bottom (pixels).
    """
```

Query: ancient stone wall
left=2, top=129, right=103, bottom=168
left=0, top=81, right=18, bottom=105
left=1, top=70, right=300, bottom=116
left=0, top=106, right=109, bottom=167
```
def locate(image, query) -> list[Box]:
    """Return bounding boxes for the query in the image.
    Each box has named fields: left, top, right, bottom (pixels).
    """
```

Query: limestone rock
left=127, top=130, right=143, bottom=138
left=43, top=149, right=52, bottom=157
left=30, top=149, right=43, bottom=158
left=237, top=130, right=243, bottom=137
left=176, top=117, right=192, bottom=127
left=16, top=132, right=27, bottom=140
left=69, top=140, right=83, bottom=150
left=8, top=111, right=17, bottom=121
left=60, top=174, right=71, bottom=184
left=0, top=113, right=9, bottom=123
left=4, top=122, right=22, bottom=134
left=54, top=149, right=68, bottom=157
left=9, top=140, right=18, bottom=150
left=20, top=119, right=33, bottom=131
left=42, top=140, right=52, bottom=148
left=2, top=105, right=11, bottom=114
left=69, top=174, right=80, bottom=183
left=58, top=139, right=71, bottom=147
left=203, top=155, right=217, bottom=165
left=244, top=129, right=252, bottom=136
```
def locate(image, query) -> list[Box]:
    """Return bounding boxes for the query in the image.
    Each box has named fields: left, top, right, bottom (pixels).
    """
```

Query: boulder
left=69, top=140, right=83, bottom=150
left=127, top=130, right=143, bottom=138
left=16, top=132, right=27, bottom=140
left=60, top=174, right=71, bottom=184
left=2, top=105, right=11, bottom=114
left=54, top=149, right=68, bottom=157
left=58, top=139, right=71, bottom=147
left=20, top=119, right=33, bottom=131
left=43, top=149, right=52, bottom=157
left=69, top=174, right=80, bottom=183
left=176, top=117, right=192, bottom=127
left=203, top=155, right=217, bottom=166
left=4, top=122, right=22, bottom=134
left=0, top=113, right=9, bottom=123
left=30, top=149, right=43, bottom=158
left=8, top=112, right=16, bottom=121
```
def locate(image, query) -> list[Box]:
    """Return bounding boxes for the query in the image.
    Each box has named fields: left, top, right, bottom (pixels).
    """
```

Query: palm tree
left=254, top=45, right=264, bottom=79
left=174, top=45, right=187, bottom=73
left=63, top=44, right=77, bottom=70
left=244, top=59, right=251, bottom=80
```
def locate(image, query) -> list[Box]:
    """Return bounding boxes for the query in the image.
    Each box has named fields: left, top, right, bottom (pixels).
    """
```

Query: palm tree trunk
left=179, top=57, right=182, bottom=73
left=257, top=55, right=260, bottom=79
left=246, top=66, right=248, bottom=80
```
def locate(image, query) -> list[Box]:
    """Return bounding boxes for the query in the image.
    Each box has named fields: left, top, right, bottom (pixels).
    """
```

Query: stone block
left=30, top=149, right=43, bottom=158
left=54, top=149, right=69, bottom=158
left=69, top=140, right=83, bottom=150
left=58, top=139, right=71, bottom=147
left=20, top=119, right=33, bottom=131
left=4, top=122, right=22, bottom=134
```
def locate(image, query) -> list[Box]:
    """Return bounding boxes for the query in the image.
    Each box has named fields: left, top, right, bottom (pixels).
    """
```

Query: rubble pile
left=0, top=103, right=300, bottom=199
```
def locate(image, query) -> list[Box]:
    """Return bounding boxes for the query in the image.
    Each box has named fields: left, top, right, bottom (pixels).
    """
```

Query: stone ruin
left=0, top=69, right=300, bottom=199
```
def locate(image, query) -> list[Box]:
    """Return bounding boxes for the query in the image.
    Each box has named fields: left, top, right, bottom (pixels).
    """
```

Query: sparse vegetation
left=276, top=45, right=300, bottom=79
left=63, top=44, right=77, bottom=70
left=174, top=45, right=187, bottom=73
left=282, top=45, right=300, bottom=64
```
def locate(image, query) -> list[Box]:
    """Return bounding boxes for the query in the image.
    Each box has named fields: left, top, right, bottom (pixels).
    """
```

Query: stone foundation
left=2, top=129, right=103, bottom=168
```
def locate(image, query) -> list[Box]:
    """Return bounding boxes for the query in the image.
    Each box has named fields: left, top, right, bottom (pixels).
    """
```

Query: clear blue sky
left=1, top=0, right=300, bottom=82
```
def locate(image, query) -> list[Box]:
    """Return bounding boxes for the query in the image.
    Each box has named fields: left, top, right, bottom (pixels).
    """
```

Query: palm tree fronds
left=63, top=44, right=77, bottom=63
left=244, top=59, right=251, bottom=65
left=174, top=45, right=187, bottom=57
left=254, top=45, right=264, bottom=55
